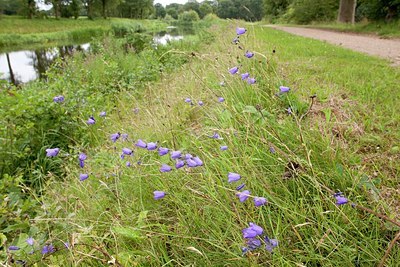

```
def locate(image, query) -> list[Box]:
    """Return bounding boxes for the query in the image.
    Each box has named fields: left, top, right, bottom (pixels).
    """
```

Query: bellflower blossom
left=160, top=164, right=172, bottom=172
left=254, top=197, right=267, bottom=207
left=245, top=51, right=254, bottom=58
left=198, top=100, right=204, bottom=106
left=46, top=148, right=60, bottom=157
left=279, top=86, right=290, bottom=94
left=236, top=27, right=246, bottom=35
left=126, top=161, right=131, bottom=167
left=171, top=150, right=182, bottom=160
left=53, top=95, right=64, bottom=103
left=158, top=147, right=169, bottom=156
left=122, top=148, right=133, bottom=155
left=210, top=132, right=222, bottom=139
left=265, top=236, right=279, bottom=252
left=26, top=237, right=34, bottom=246
left=154, top=191, right=166, bottom=200
left=136, top=139, right=147, bottom=148
left=237, top=190, right=251, bottom=202
left=193, top=156, right=203, bottom=166
left=175, top=160, right=185, bottom=169
left=185, top=153, right=193, bottom=160
left=41, top=244, right=55, bottom=255
left=185, top=98, right=192, bottom=103
left=218, top=97, right=225, bottom=103
left=86, top=116, right=95, bottom=125
left=79, top=153, right=87, bottom=168
left=236, top=183, right=245, bottom=191
left=229, top=66, right=239, bottom=75
left=220, top=145, right=228, bottom=151
left=110, top=132, right=120, bottom=143
left=79, top=173, right=89, bottom=181
left=147, top=142, right=157, bottom=150
left=247, top=78, right=256, bottom=84
left=334, top=192, right=349, bottom=205
left=228, top=172, right=241, bottom=183
left=242, top=222, right=263, bottom=238
left=99, top=111, right=106, bottom=117
left=186, top=158, right=198, bottom=167
left=8, top=246, right=20, bottom=251
left=241, top=73, right=250, bottom=80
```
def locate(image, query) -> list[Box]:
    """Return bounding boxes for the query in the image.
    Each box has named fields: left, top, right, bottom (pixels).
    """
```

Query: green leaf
left=112, top=226, right=144, bottom=241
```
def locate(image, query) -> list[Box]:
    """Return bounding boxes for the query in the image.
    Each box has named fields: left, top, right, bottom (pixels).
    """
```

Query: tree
left=264, top=0, right=292, bottom=21
left=338, top=0, right=356, bottom=23
left=199, top=2, right=213, bottom=18
left=154, top=3, right=166, bottom=18
left=82, top=0, right=95, bottom=19
left=45, top=0, right=62, bottom=19
left=70, top=0, right=81, bottom=19
left=26, top=0, right=36, bottom=18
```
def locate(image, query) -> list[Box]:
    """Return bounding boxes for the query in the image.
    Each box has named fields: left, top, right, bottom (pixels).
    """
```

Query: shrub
left=178, top=10, right=200, bottom=22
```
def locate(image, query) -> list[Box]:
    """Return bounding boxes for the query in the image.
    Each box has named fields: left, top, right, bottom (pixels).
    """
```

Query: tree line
left=264, top=0, right=399, bottom=24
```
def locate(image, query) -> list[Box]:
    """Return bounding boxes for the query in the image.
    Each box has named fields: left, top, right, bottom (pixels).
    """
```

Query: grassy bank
left=301, top=20, right=400, bottom=38
left=3, top=20, right=400, bottom=266
left=0, top=16, right=168, bottom=48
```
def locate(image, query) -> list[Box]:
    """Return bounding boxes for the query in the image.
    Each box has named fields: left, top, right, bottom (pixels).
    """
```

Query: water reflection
left=153, top=25, right=194, bottom=45
left=0, top=44, right=90, bottom=85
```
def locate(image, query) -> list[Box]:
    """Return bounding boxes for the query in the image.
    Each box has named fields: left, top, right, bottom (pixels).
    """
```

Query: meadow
left=1, top=19, right=399, bottom=266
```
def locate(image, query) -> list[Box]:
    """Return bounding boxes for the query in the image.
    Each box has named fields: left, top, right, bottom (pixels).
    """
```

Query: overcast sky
left=155, top=0, right=190, bottom=7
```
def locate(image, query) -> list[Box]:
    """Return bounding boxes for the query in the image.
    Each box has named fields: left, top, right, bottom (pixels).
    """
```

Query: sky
left=155, top=0, right=190, bottom=7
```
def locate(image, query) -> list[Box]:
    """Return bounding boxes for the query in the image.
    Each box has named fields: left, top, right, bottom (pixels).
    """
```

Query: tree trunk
left=27, top=0, right=35, bottom=19
left=102, top=0, right=107, bottom=19
left=6, top=53, right=17, bottom=86
left=337, top=0, right=356, bottom=24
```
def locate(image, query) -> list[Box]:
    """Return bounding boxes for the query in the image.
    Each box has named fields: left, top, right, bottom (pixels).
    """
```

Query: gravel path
left=269, top=26, right=400, bottom=66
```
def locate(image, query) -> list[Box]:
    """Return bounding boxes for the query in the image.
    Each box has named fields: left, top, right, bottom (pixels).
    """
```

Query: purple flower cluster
left=229, top=27, right=256, bottom=85
left=334, top=192, right=349, bottom=205
left=241, top=223, right=278, bottom=254
left=53, top=95, right=64, bottom=103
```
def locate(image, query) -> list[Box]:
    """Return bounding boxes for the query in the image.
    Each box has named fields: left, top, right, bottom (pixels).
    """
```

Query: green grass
left=4, top=21, right=400, bottom=266
left=300, top=20, right=400, bottom=38
left=0, top=16, right=168, bottom=48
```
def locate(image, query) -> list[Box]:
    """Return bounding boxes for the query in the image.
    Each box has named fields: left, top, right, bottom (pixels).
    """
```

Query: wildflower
left=99, top=111, right=106, bottom=117
left=185, top=98, right=192, bottom=103
left=126, top=161, right=131, bottom=167
left=334, top=192, right=349, bottom=205
left=46, top=148, right=60, bottom=157
left=236, top=183, right=245, bottom=191
left=198, top=100, right=204, bottom=106
left=193, top=156, right=203, bottom=166
left=79, top=153, right=87, bottom=168
left=122, top=148, right=133, bottom=155
left=218, top=97, right=225, bottom=103
left=220, top=145, right=228, bottom=151
left=287, top=107, right=292, bottom=114
left=63, top=242, right=70, bottom=249
left=185, top=153, right=193, bottom=160
left=210, top=132, right=222, bottom=139
left=160, top=164, right=172, bottom=172
left=121, top=134, right=128, bottom=141
left=120, top=154, right=125, bottom=159
left=264, top=236, right=278, bottom=252
left=254, top=197, right=267, bottom=207
left=110, top=133, right=120, bottom=143
left=186, top=158, right=198, bottom=167
left=245, top=51, right=254, bottom=58
left=237, top=190, right=251, bottom=202
left=246, top=238, right=262, bottom=250
left=228, top=172, right=241, bottom=183
left=269, top=146, right=276, bottom=154
left=53, top=95, right=64, bottom=103
left=8, top=246, right=20, bottom=251
left=86, top=116, right=95, bottom=125
left=247, top=78, right=256, bottom=84
left=171, top=150, right=182, bottom=160
left=26, top=237, right=34, bottom=246
left=236, top=27, right=246, bottom=35
left=229, top=66, right=239, bottom=75
left=232, top=37, right=239, bottom=44
left=175, top=160, right=185, bottom=169
left=147, top=142, right=157, bottom=151
left=158, top=147, right=169, bottom=156
left=136, top=139, right=147, bottom=148
left=241, top=73, right=250, bottom=80
left=79, top=173, right=89, bottom=181
left=279, top=86, right=290, bottom=93
left=154, top=191, right=166, bottom=200
left=41, top=244, right=55, bottom=255
left=242, top=222, right=263, bottom=238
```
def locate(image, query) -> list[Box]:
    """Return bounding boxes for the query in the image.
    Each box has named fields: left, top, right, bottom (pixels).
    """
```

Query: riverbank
left=2, top=21, right=400, bottom=266
left=0, top=16, right=168, bottom=49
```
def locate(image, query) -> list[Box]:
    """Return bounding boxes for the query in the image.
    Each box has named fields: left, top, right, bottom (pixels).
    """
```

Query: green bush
left=178, top=10, right=200, bottom=22
left=289, top=0, right=339, bottom=24
left=111, top=21, right=146, bottom=37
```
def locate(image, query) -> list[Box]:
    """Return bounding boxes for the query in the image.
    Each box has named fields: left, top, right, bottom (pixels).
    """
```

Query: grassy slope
left=39, top=23, right=400, bottom=266
left=0, top=16, right=168, bottom=49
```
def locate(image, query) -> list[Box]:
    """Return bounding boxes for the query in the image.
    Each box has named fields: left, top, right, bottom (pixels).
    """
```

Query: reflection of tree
left=5, top=53, right=21, bottom=86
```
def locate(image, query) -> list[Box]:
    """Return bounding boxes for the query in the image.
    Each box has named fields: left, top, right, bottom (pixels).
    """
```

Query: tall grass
left=3, top=21, right=399, bottom=266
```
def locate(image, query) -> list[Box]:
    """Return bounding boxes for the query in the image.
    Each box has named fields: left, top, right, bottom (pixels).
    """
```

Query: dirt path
left=269, top=26, right=400, bottom=66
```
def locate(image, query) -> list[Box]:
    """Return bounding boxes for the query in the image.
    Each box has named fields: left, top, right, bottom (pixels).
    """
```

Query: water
left=0, top=43, right=90, bottom=85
